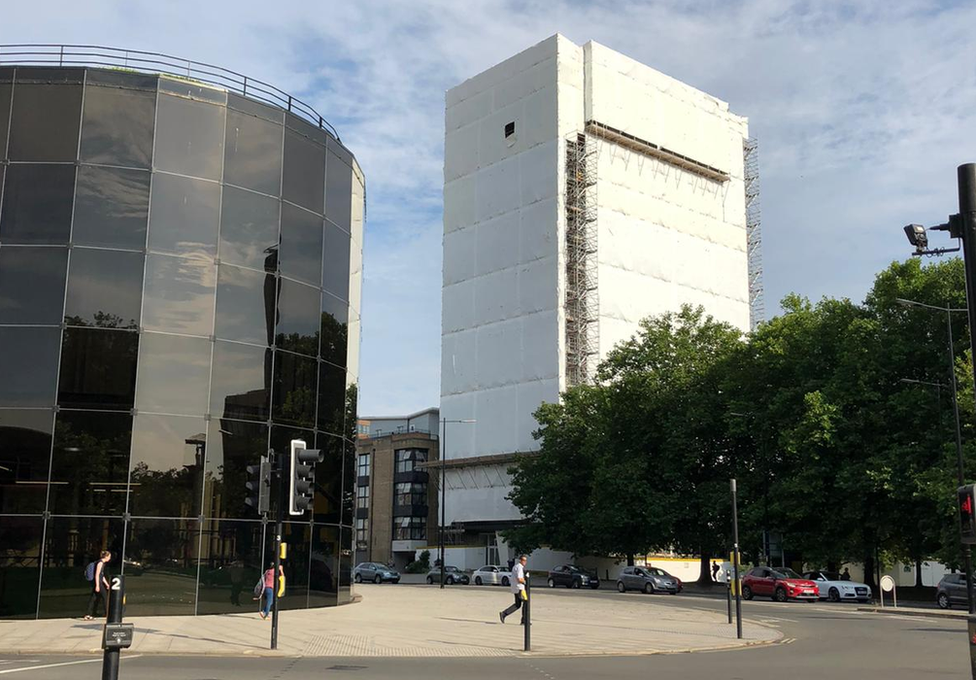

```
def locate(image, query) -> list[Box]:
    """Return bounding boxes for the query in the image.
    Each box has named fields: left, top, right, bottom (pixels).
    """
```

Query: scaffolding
left=743, top=138, right=764, bottom=330
left=564, top=133, right=600, bottom=386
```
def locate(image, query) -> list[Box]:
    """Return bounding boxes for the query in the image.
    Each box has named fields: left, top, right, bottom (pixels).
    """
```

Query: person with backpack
left=259, top=563, right=284, bottom=620
left=84, top=551, right=112, bottom=620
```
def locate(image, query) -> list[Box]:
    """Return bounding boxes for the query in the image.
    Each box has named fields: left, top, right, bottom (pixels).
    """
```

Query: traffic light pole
left=731, top=478, right=742, bottom=640
left=958, top=164, right=976, bottom=618
left=271, top=450, right=283, bottom=651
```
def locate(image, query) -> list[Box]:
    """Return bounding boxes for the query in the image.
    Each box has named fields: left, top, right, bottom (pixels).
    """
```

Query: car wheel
left=447, top=576, right=454, bottom=585
left=572, top=579, right=581, bottom=589
left=828, top=587, right=840, bottom=603
left=547, top=578, right=555, bottom=588
left=774, top=587, right=787, bottom=602
left=374, top=575, right=382, bottom=584
left=617, top=581, right=626, bottom=593
left=426, top=576, right=433, bottom=585
left=742, top=585, right=753, bottom=600
left=354, top=574, right=362, bottom=583
left=937, top=592, right=951, bottom=609
left=644, top=582, right=654, bottom=595
left=475, top=576, right=483, bottom=586
left=502, top=577, right=510, bottom=586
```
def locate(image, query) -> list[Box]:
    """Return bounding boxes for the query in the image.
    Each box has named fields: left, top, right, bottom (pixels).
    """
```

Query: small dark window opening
left=504, top=121, right=516, bottom=138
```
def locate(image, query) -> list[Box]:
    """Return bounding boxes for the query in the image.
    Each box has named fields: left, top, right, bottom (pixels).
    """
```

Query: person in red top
left=260, top=564, right=283, bottom=619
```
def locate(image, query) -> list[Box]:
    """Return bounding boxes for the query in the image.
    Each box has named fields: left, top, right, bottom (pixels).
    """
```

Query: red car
left=741, top=566, right=819, bottom=602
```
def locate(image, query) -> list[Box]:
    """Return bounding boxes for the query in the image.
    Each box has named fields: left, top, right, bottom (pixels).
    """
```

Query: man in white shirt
left=499, top=554, right=528, bottom=624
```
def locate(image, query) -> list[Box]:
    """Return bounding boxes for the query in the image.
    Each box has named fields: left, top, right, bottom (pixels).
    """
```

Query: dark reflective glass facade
left=0, top=67, right=363, bottom=619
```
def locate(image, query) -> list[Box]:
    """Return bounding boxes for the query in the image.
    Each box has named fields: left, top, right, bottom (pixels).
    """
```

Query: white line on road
left=0, top=656, right=142, bottom=675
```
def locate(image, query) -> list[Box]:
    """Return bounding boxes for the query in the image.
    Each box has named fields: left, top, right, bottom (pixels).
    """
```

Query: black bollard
left=523, top=573, right=531, bottom=652
left=101, top=575, right=133, bottom=680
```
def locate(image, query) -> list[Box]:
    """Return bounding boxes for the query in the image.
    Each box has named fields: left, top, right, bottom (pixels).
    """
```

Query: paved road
left=0, top=585, right=968, bottom=678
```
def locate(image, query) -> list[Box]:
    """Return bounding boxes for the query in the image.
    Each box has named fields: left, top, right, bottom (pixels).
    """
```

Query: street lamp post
left=439, top=418, right=475, bottom=590
left=731, top=478, right=742, bottom=640
left=897, top=298, right=974, bottom=613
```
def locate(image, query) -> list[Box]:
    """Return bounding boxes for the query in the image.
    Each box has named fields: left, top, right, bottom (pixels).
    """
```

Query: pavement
left=0, top=583, right=779, bottom=659
left=857, top=605, right=970, bottom=619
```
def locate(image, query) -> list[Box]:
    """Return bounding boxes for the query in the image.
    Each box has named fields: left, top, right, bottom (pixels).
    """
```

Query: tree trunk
left=863, top=554, right=876, bottom=588
left=826, top=561, right=837, bottom=573
left=627, top=553, right=634, bottom=567
left=698, top=552, right=712, bottom=585
left=914, top=555, right=924, bottom=588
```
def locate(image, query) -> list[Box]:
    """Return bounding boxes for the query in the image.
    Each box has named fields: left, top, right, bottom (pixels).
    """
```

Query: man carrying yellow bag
left=499, top=555, right=528, bottom=625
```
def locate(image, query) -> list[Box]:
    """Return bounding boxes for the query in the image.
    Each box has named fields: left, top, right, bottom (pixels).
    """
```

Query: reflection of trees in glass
left=126, top=521, right=196, bottom=573
left=64, top=311, right=137, bottom=329
left=207, top=422, right=268, bottom=519
left=51, top=417, right=130, bottom=515
left=274, top=354, right=317, bottom=429
left=320, top=310, right=347, bottom=367
left=275, top=330, right=320, bottom=358
left=129, top=462, right=198, bottom=518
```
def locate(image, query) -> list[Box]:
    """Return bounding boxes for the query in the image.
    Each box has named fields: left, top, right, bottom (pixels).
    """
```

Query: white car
left=471, top=565, right=512, bottom=586
left=803, top=570, right=872, bottom=603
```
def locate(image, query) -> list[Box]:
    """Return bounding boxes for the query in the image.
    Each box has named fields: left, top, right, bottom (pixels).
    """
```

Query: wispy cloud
left=3, top=0, right=975, bottom=413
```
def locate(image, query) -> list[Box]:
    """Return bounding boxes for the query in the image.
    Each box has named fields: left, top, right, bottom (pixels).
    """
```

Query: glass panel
left=270, top=425, right=313, bottom=462
left=279, top=203, right=323, bottom=286
left=282, top=130, right=325, bottom=213
left=0, top=515, right=43, bottom=619
left=80, top=85, right=155, bottom=168
left=203, top=420, right=268, bottom=520
left=153, top=94, right=225, bottom=181
left=58, top=328, right=138, bottom=410
left=309, top=523, right=339, bottom=608
left=274, top=522, right=310, bottom=610
left=325, top=153, right=352, bottom=231
left=0, top=246, right=67, bottom=324
left=227, top=93, right=283, bottom=123
left=147, top=172, right=220, bottom=258
left=142, top=254, right=216, bottom=337
left=0, top=79, right=10, bottom=159
left=272, top=351, right=317, bottom=429
left=85, top=69, right=157, bottom=90
left=210, top=341, right=271, bottom=422
left=214, top=264, right=275, bottom=345
left=286, top=113, right=330, bottom=147
left=135, top=333, right=212, bottom=416
left=276, top=278, right=320, bottom=357
left=322, top=220, right=351, bottom=302
left=72, top=166, right=151, bottom=249
left=320, top=292, right=348, bottom=368
left=197, top=519, right=264, bottom=615
left=123, top=518, right=200, bottom=616
left=338, top=525, right=352, bottom=604
left=0, top=327, right=61, bottom=407
left=342, top=439, right=355, bottom=526
left=38, top=516, right=125, bottom=619
left=0, top=410, right=53, bottom=514
left=318, top=362, right=346, bottom=436
left=48, top=411, right=132, bottom=516
left=64, top=248, right=143, bottom=329
left=218, top=186, right=279, bottom=270
left=0, top=164, right=75, bottom=244
left=8, top=79, right=82, bottom=161
left=159, top=77, right=227, bottom=105
left=312, top=432, right=343, bottom=525
left=224, top=109, right=282, bottom=196
left=128, top=414, right=207, bottom=517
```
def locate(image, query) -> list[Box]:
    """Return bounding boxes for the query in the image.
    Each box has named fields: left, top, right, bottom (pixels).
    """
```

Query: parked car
left=353, top=562, right=400, bottom=584
left=802, top=570, right=872, bottom=603
left=937, top=573, right=974, bottom=609
left=547, top=564, right=600, bottom=589
left=616, top=566, right=680, bottom=594
left=426, top=565, right=470, bottom=585
left=741, top=566, right=818, bottom=602
left=471, top=565, right=512, bottom=586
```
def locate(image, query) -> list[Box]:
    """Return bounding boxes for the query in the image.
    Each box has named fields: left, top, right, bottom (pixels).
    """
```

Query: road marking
left=0, top=656, right=141, bottom=675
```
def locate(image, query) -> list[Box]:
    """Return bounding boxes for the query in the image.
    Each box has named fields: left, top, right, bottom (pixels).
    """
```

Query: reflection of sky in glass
left=72, top=166, right=151, bottom=249
left=147, top=172, right=220, bottom=259
left=142, top=254, right=216, bottom=336
left=218, top=186, right=279, bottom=270
left=135, top=333, right=211, bottom=416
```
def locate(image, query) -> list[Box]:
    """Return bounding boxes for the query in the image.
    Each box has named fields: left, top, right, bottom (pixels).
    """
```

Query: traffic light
left=289, top=439, right=322, bottom=516
left=245, top=455, right=271, bottom=515
left=959, top=485, right=976, bottom=544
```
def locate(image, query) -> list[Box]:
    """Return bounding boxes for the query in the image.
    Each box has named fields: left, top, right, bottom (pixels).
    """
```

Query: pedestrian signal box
left=959, top=485, right=976, bottom=544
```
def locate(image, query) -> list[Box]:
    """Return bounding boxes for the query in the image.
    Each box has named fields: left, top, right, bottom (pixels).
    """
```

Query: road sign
left=102, top=623, right=134, bottom=650
left=880, top=575, right=895, bottom=592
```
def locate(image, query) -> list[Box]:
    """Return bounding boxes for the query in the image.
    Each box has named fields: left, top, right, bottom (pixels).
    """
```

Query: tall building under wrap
left=440, top=35, right=756, bottom=561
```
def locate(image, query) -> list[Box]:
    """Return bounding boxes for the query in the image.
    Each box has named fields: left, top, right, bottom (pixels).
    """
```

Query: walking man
left=499, top=554, right=527, bottom=624
left=712, top=561, right=720, bottom=582
left=84, top=551, right=112, bottom=620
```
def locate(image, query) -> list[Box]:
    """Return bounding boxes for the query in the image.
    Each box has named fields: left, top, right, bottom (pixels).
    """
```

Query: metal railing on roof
left=0, top=43, right=340, bottom=141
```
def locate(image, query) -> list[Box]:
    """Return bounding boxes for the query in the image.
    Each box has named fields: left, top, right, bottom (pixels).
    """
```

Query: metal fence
left=0, top=44, right=339, bottom=140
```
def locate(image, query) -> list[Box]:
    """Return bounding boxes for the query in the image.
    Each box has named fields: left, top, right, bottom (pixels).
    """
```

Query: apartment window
left=504, top=121, right=515, bottom=138
left=357, top=484, right=369, bottom=510
left=394, top=516, right=426, bottom=541
left=395, top=448, right=427, bottom=474
left=394, top=482, right=427, bottom=507
left=357, top=453, right=370, bottom=478
left=356, top=517, right=368, bottom=546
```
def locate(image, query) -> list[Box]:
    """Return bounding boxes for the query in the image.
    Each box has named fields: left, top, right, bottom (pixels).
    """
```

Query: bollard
left=726, top=571, right=733, bottom=624
left=101, top=575, right=133, bottom=680
left=968, top=614, right=976, bottom=679
left=523, top=573, right=531, bottom=652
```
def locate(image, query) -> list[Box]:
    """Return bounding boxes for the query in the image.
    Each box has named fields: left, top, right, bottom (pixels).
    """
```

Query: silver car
left=616, top=566, right=680, bottom=594
left=425, top=565, right=469, bottom=585
left=353, top=562, right=400, bottom=584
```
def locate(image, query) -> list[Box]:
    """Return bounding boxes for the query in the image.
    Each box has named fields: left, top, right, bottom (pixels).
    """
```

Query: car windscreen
left=649, top=568, right=668, bottom=576
left=773, top=568, right=802, bottom=579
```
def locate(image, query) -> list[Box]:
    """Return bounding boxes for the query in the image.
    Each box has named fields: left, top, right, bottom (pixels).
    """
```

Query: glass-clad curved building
left=0, top=63, right=364, bottom=618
